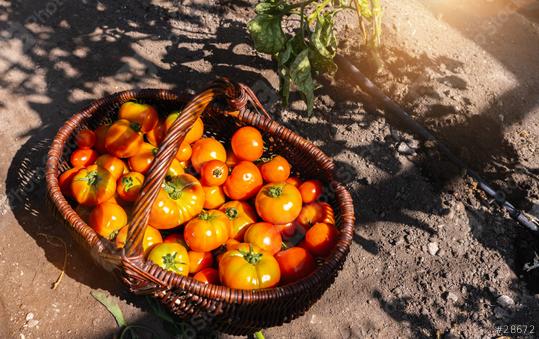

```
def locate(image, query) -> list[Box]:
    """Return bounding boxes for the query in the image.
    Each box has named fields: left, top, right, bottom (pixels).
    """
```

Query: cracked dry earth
left=0, top=0, right=538, bottom=338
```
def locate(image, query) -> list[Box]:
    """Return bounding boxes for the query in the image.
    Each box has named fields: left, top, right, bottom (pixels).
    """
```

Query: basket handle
left=123, top=78, right=256, bottom=257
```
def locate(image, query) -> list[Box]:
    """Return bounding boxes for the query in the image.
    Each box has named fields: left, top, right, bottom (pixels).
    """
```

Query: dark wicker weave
left=45, top=79, right=355, bottom=335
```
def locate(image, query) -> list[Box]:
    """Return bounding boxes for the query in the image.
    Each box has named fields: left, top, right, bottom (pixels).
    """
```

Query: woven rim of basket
left=45, top=87, right=355, bottom=304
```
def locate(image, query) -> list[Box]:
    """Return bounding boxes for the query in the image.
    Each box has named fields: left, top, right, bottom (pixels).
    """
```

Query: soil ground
left=0, top=0, right=538, bottom=338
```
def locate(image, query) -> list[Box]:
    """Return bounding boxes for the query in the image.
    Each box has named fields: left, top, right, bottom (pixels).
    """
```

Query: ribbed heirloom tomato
left=219, top=201, right=257, bottom=240
left=71, top=165, right=116, bottom=206
left=148, top=243, right=189, bottom=276
left=115, top=225, right=163, bottom=254
left=118, top=101, right=158, bottom=133
left=231, top=126, right=264, bottom=161
left=298, top=180, right=323, bottom=203
left=89, top=202, right=128, bottom=240
left=128, top=142, right=157, bottom=174
left=191, top=137, right=226, bottom=173
left=96, top=154, right=125, bottom=179
left=105, top=119, right=144, bottom=158
left=275, top=247, right=316, bottom=284
left=75, top=129, right=96, bottom=149
left=219, top=243, right=280, bottom=290
left=184, top=210, right=229, bottom=252
left=243, top=222, right=282, bottom=255
left=116, top=172, right=144, bottom=202
left=200, top=160, right=228, bottom=186
left=58, top=167, right=82, bottom=198
left=149, top=174, right=204, bottom=229
left=255, top=182, right=302, bottom=224
left=202, top=186, right=226, bottom=209
left=260, top=155, right=291, bottom=183
left=223, top=161, right=263, bottom=200
left=70, top=148, right=98, bottom=168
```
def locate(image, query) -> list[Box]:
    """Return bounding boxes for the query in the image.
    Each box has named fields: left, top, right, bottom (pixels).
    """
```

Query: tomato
left=200, top=160, right=228, bottom=186
left=202, top=186, right=226, bottom=209
left=118, top=101, right=158, bottom=133
left=149, top=174, right=204, bottom=229
left=167, top=159, right=185, bottom=177
left=94, top=124, right=110, bottom=154
left=58, top=167, right=82, bottom=198
left=115, top=225, right=163, bottom=254
left=188, top=251, right=214, bottom=274
left=75, top=129, right=96, bottom=149
left=184, top=210, right=230, bottom=252
left=191, top=137, right=226, bottom=173
left=147, top=243, right=189, bottom=276
left=296, top=202, right=334, bottom=228
left=225, top=151, right=238, bottom=167
left=219, top=201, right=257, bottom=240
left=71, top=165, right=116, bottom=206
left=275, top=247, right=316, bottom=284
left=70, top=148, right=98, bottom=168
left=231, top=126, right=264, bottom=161
left=105, top=119, right=144, bottom=158
left=285, top=176, right=302, bottom=187
left=298, top=180, right=323, bottom=203
left=255, top=182, right=302, bottom=225
left=163, top=233, right=188, bottom=248
left=223, top=161, right=263, bottom=200
left=146, top=119, right=166, bottom=147
left=193, top=267, right=219, bottom=284
left=89, top=202, right=128, bottom=240
left=301, top=222, right=338, bottom=257
left=165, top=114, right=204, bottom=144
left=260, top=155, right=290, bottom=183
left=95, top=154, right=124, bottom=179
left=243, top=222, right=282, bottom=255
left=219, top=243, right=280, bottom=290
left=116, top=172, right=144, bottom=202
left=128, top=142, right=157, bottom=174
left=175, top=142, right=192, bottom=162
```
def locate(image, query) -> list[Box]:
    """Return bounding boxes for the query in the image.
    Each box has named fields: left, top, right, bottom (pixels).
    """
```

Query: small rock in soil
left=25, top=313, right=34, bottom=321
left=496, top=295, right=515, bottom=309
left=445, top=291, right=459, bottom=303
left=26, top=319, right=39, bottom=328
left=428, top=242, right=440, bottom=256
left=397, top=142, right=415, bottom=155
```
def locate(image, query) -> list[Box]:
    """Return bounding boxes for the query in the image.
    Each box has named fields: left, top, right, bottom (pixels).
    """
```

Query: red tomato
left=255, top=182, right=302, bottom=225
left=200, top=160, right=228, bottom=186
left=116, top=172, right=144, bottom=202
left=298, top=180, right=323, bottom=203
left=191, top=137, right=227, bottom=173
left=105, top=119, right=144, bottom=158
left=285, top=176, right=302, bottom=187
left=202, top=186, right=226, bottom=209
left=75, top=129, right=96, bottom=149
left=118, top=101, right=159, bottom=133
left=89, top=202, right=128, bottom=240
left=184, top=210, right=230, bottom=252
left=225, top=151, right=238, bottom=167
left=260, top=155, right=291, bottom=183
left=193, top=267, right=219, bottom=284
left=243, top=222, right=282, bottom=255
left=70, top=148, right=98, bottom=168
left=95, top=154, right=125, bottom=179
left=146, top=119, right=166, bottom=147
left=231, top=126, right=264, bottom=161
left=94, top=124, right=110, bottom=154
left=301, top=222, right=338, bottom=257
left=275, top=247, right=316, bottom=284
left=58, top=167, right=82, bottom=198
left=223, top=161, right=263, bottom=200
left=188, top=251, right=214, bottom=274
left=115, top=225, right=163, bottom=254
left=219, top=201, right=257, bottom=240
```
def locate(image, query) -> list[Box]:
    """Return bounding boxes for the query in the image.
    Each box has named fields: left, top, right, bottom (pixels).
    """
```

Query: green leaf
left=254, top=330, right=266, bottom=339
left=290, top=49, right=315, bottom=114
left=248, top=14, right=286, bottom=54
left=255, top=0, right=285, bottom=15
left=309, top=12, right=338, bottom=74
left=91, top=291, right=126, bottom=327
left=356, top=0, right=373, bottom=19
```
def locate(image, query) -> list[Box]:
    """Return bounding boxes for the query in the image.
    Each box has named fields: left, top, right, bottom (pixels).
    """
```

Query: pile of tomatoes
left=58, top=101, right=339, bottom=290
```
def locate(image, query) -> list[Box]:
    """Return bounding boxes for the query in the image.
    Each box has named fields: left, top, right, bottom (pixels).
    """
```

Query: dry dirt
left=0, top=0, right=538, bottom=338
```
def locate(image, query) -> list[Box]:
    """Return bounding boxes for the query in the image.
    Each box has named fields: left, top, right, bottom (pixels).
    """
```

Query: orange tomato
left=255, top=182, right=302, bottom=225
left=75, top=129, right=96, bottom=149
left=58, top=167, right=82, bottom=198
left=118, top=101, right=158, bottom=133
left=94, top=124, right=110, bottom=154
left=175, top=142, right=192, bottom=162
left=193, top=267, right=219, bottom=284
left=223, top=161, right=263, bottom=200
left=298, top=180, right=323, bottom=203
left=301, top=222, right=338, bottom=257
left=70, top=148, right=98, bottom=168
left=243, top=222, right=282, bottom=255
left=89, top=202, right=128, bottom=240
left=71, top=165, right=116, bottom=206
left=165, top=114, right=204, bottom=144
left=167, top=158, right=185, bottom=177
left=146, top=119, right=167, bottom=147
left=295, top=202, right=334, bottom=228
left=163, top=233, right=188, bottom=248
left=275, top=247, right=316, bottom=284
left=219, top=243, right=280, bottom=290
left=200, top=160, right=228, bottom=186
left=219, top=201, right=257, bottom=240
left=202, top=186, right=226, bottom=209
left=96, top=154, right=125, bottom=179
left=225, top=151, right=238, bottom=167
left=128, top=142, right=157, bottom=174
left=116, top=172, right=144, bottom=202
left=260, top=155, right=291, bottom=183
left=115, top=225, right=163, bottom=254
left=191, top=137, right=226, bottom=173
left=188, top=251, right=214, bottom=274
left=148, top=243, right=189, bottom=276
left=231, top=126, right=264, bottom=161
left=184, top=210, right=229, bottom=252
left=105, top=119, right=144, bottom=158
left=285, top=176, right=302, bottom=187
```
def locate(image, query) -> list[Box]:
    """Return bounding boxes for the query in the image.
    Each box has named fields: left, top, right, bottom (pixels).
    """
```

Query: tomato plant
left=223, top=161, right=263, bottom=200
left=260, top=155, right=291, bottom=183
left=231, top=126, right=264, bottom=161
left=118, top=101, right=159, bottom=133
left=219, top=200, right=257, bottom=240
left=243, top=222, right=282, bottom=255
left=75, top=129, right=96, bottom=149
left=115, top=225, right=163, bottom=254
left=184, top=210, right=230, bottom=252
left=71, top=165, right=116, bottom=206
left=148, top=243, right=190, bottom=276
left=89, top=202, right=128, bottom=240
left=200, top=160, right=228, bottom=186
left=255, top=182, right=302, bottom=224
left=219, top=243, right=280, bottom=290
left=275, top=247, right=316, bottom=284
left=191, top=137, right=227, bottom=173
left=70, top=148, right=98, bottom=168
left=116, top=172, right=144, bottom=202
left=105, top=119, right=144, bottom=158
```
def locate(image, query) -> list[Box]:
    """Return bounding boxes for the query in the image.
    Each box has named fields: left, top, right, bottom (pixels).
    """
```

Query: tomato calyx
left=224, top=207, right=238, bottom=220
left=130, top=122, right=142, bottom=132
left=266, top=185, right=283, bottom=198
left=109, top=229, right=120, bottom=241
left=212, top=168, right=223, bottom=178
left=238, top=245, right=262, bottom=265
left=152, top=147, right=159, bottom=156
left=163, top=177, right=183, bottom=200
left=76, top=170, right=99, bottom=186
left=162, top=252, right=183, bottom=271
left=121, top=176, right=137, bottom=192
left=198, top=210, right=213, bottom=221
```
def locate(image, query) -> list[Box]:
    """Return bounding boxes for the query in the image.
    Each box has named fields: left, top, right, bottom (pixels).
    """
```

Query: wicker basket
left=45, top=78, right=355, bottom=335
